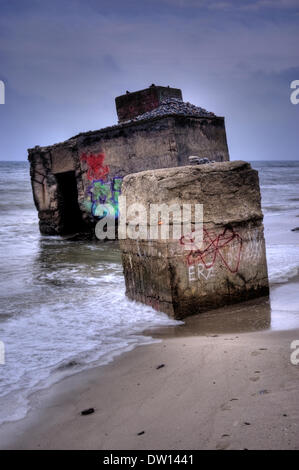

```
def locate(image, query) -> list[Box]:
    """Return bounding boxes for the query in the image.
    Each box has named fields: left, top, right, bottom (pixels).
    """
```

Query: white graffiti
left=242, top=236, right=263, bottom=263
left=188, top=264, right=214, bottom=282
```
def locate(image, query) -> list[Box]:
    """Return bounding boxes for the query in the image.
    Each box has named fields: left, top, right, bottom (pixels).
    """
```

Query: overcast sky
left=0, top=0, right=298, bottom=161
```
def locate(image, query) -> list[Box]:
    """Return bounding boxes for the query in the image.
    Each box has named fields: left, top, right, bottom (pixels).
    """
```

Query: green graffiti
left=85, top=177, right=123, bottom=219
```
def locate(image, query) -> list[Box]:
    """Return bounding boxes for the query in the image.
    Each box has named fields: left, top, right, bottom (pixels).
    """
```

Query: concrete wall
left=172, top=116, right=229, bottom=164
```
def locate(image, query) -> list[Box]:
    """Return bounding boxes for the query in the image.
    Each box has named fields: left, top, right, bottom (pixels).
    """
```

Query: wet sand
left=1, top=282, right=299, bottom=450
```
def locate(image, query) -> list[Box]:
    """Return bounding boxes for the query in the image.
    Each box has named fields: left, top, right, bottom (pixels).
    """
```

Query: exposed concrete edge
left=122, top=161, right=251, bottom=181
left=27, top=113, right=226, bottom=156
left=120, top=217, right=264, bottom=231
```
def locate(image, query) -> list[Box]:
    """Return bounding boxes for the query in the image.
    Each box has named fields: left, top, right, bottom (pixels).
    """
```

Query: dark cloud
left=0, top=0, right=298, bottom=160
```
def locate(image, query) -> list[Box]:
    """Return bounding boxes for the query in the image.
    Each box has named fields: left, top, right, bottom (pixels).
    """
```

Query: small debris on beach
left=137, top=431, right=145, bottom=436
left=259, top=389, right=269, bottom=395
left=291, top=227, right=299, bottom=232
left=81, top=408, right=95, bottom=416
left=244, top=422, right=251, bottom=426
left=156, top=364, right=165, bottom=370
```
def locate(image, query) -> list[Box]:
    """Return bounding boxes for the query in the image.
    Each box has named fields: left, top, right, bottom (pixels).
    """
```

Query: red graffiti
left=80, top=153, right=109, bottom=181
left=180, top=227, right=243, bottom=273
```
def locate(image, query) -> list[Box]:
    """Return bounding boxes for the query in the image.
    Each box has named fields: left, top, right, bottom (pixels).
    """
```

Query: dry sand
left=0, top=293, right=299, bottom=450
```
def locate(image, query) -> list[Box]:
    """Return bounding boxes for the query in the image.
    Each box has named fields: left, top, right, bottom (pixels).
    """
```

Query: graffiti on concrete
left=241, top=230, right=263, bottom=263
left=181, top=227, right=243, bottom=276
left=188, top=264, right=214, bottom=282
left=80, top=152, right=110, bottom=181
left=80, top=153, right=122, bottom=218
left=87, top=177, right=123, bottom=218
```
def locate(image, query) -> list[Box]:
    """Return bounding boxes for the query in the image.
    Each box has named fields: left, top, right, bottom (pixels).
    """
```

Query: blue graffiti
left=86, top=176, right=123, bottom=219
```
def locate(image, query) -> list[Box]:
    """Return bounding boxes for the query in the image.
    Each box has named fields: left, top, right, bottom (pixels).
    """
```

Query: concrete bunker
left=28, top=84, right=230, bottom=236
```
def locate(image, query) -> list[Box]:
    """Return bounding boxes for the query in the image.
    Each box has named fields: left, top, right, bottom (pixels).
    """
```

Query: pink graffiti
left=80, top=153, right=109, bottom=181
left=180, top=227, right=243, bottom=273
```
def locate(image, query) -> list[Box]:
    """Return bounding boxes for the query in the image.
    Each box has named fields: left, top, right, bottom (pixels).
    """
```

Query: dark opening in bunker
left=56, top=171, right=85, bottom=235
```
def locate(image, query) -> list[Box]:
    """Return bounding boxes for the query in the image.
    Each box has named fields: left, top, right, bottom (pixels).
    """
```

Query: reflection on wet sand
left=147, top=276, right=299, bottom=338
left=147, top=296, right=271, bottom=337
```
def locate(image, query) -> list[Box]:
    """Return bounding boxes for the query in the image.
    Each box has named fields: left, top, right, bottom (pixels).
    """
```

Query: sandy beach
left=1, top=283, right=299, bottom=450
